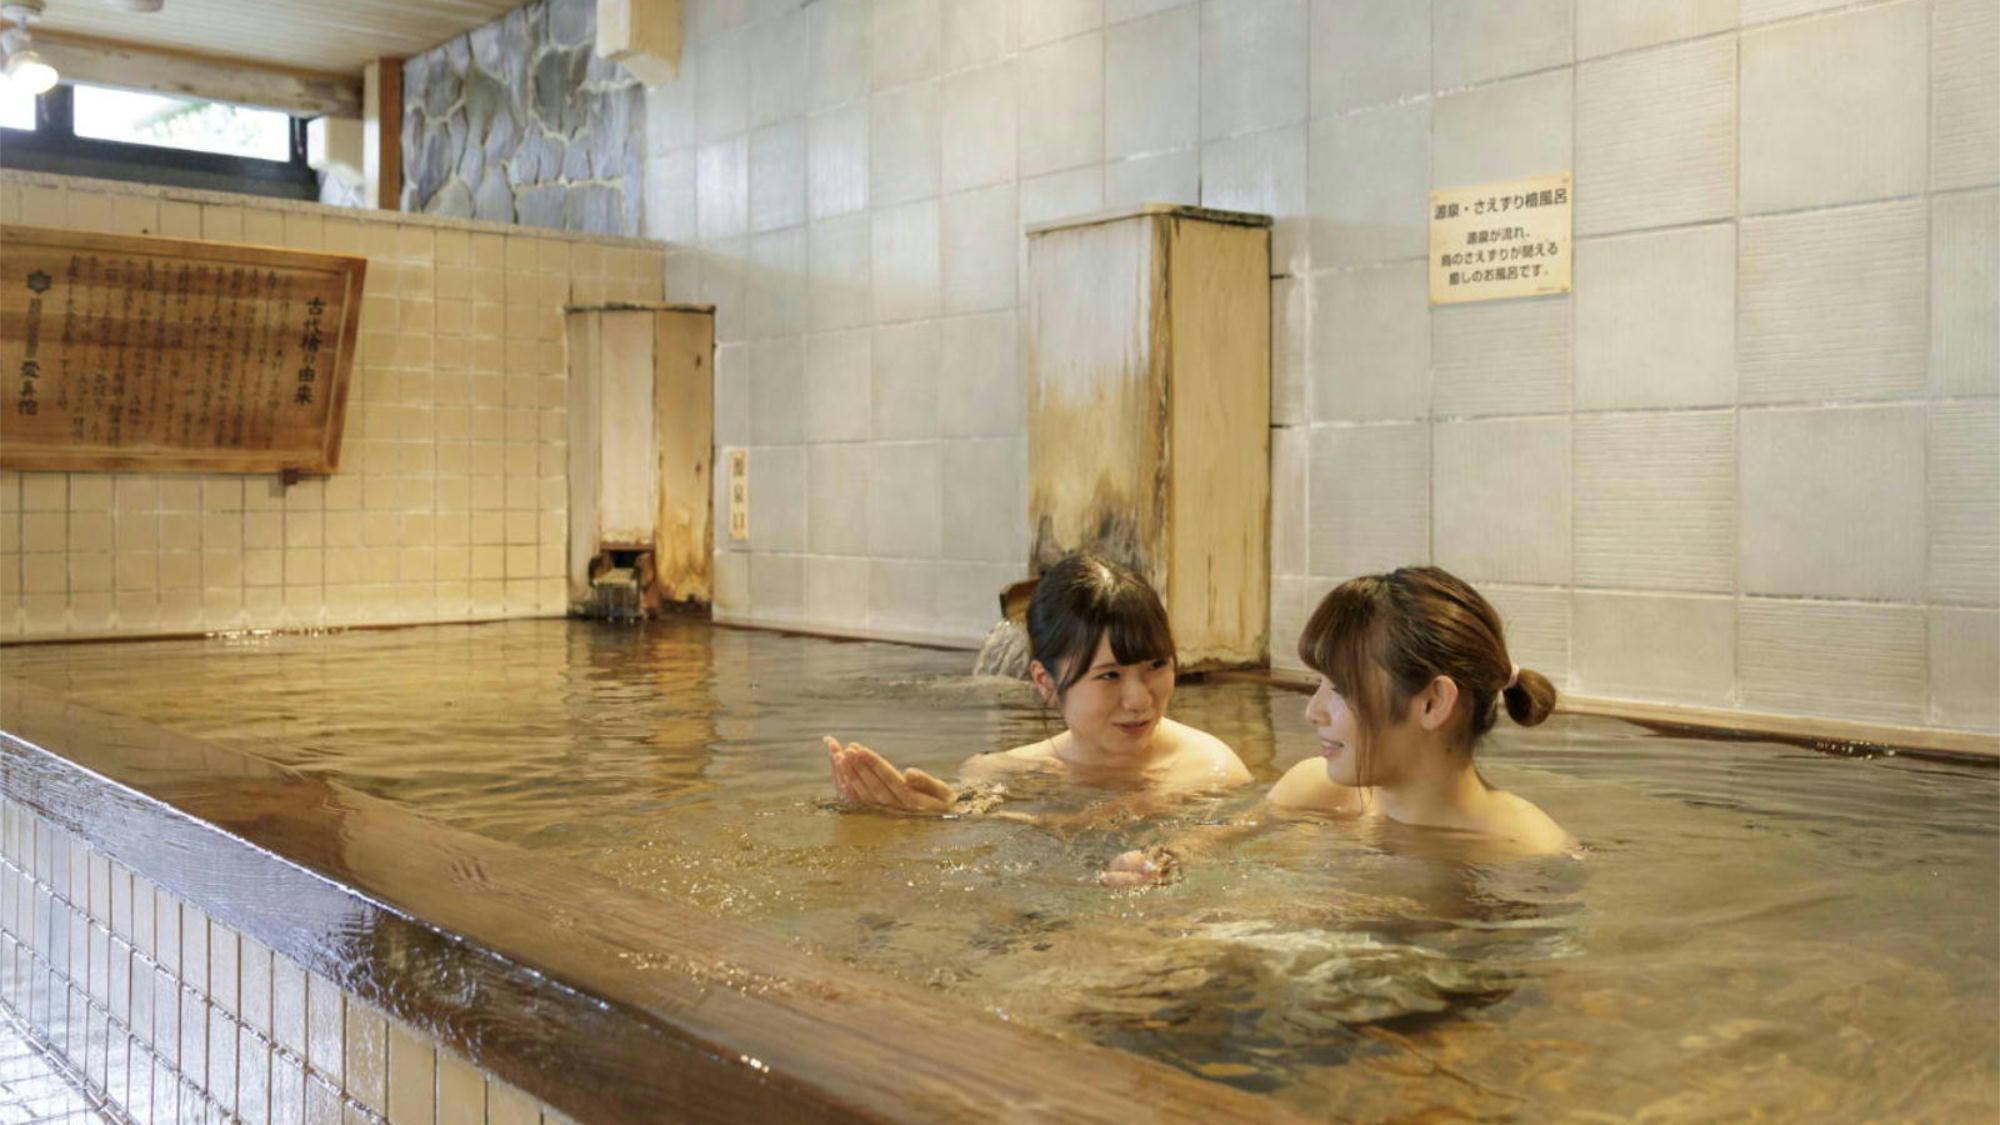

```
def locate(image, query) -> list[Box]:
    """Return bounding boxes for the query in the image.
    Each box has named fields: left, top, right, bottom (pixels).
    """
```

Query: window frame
left=0, top=84, right=319, bottom=201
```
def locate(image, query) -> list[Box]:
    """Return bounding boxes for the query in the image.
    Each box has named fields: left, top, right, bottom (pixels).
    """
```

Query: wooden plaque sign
left=0, top=224, right=365, bottom=474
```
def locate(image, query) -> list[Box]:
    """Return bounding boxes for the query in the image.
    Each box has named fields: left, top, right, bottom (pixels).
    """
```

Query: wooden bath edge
left=1225, top=668, right=1999, bottom=764
left=0, top=677, right=1315, bottom=1125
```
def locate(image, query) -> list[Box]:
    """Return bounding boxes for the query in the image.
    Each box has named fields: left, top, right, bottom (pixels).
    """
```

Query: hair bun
left=1503, top=667, right=1557, bottom=727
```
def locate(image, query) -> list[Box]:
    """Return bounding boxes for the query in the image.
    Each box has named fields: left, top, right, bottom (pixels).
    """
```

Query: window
left=72, top=85, right=293, bottom=162
left=0, top=82, right=317, bottom=201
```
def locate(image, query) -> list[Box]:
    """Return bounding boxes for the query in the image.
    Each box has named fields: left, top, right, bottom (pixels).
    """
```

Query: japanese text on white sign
left=1428, top=172, right=1572, bottom=305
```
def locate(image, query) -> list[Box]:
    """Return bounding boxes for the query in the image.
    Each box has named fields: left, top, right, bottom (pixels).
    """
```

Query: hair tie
left=1503, top=664, right=1521, bottom=691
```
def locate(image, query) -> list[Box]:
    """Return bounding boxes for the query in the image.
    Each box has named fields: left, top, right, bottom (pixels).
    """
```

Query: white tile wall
left=1311, top=262, right=1430, bottom=422
left=1739, top=599, right=1927, bottom=723
left=1575, top=224, right=1736, bottom=410
left=1432, top=297, right=1572, bottom=418
left=943, top=0, right=1017, bottom=71
left=938, top=312, right=1023, bottom=438
left=1433, top=418, right=1572, bottom=587
left=1575, top=36, right=1735, bottom=236
left=1931, top=189, right=2000, bottom=397
left=1739, top=406, right=1928, bottom=601
left=1576, top=0, right=1736, bottom=59
left=1308, top=101, right=1431, bottom=267
left=636, top=0, right=1996, bottom=733
left=1106, top=150, right=1200, bottom=207
left=871, top=319, right=942, bottom=439
left=869, top=81, right=942, bottom=206
left=0, top=173, right=660, bottom=640
left=1931, top=0, right=2000, bottom=192
left=1574, top=591, right=1735, bottom=706
left=1433, top=0, right=1572, bottom=89
left=1311, top=0, right=1429, bottom=115
left=942, top=61, right=1020, bottom=193
left=1929, top=401, right=2000, bottom=606
left=1018, top=33, right=1103, bottom=175
left=808, top=104, right=871, bottom=220
left=1739, top=199, right=1927, bottom=404
left=1307, top=423, right=1430, bottom=580
left=809, top=0, right=872, bottom=109
left=1931, top=608, right=2000, bottom=729
left=1021, top=0, right=1102, bottom=47
left=1739, top=0, right=1928, bottom=215
left=873, top=0, right=942, bottom=89
left=1200, top=0, right=1308, bottom=140
left=1433, top=70, right=1572, bottom=189
left=747, top=120, right=807, bottom=233
left=1575, top=411, right=1735, bottom=593
left=1105, top=6, right=1200, bottom=160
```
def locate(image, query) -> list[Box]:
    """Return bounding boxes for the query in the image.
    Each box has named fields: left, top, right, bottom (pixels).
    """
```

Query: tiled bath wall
left=0, top=172, right=667, bottom=641
left=642, top=0, right=1998, bottom=731
left=0, top=798, right=574, bottom=1125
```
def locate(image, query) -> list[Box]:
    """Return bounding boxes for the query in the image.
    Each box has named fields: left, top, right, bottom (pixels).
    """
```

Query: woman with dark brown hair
left=824, top=552, right=1251, bottom=814
left=1105, top=566, right=1571, bottom=884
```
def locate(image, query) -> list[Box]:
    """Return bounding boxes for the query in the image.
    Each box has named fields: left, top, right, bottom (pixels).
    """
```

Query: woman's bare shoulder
left=1265, top=757, right=1364, bottom=814
left=962, top=737, right=1061, bottom=780
left=1158, top=720, right=1253, bottom=783
left=1490, top=791, right=1576, bottom=855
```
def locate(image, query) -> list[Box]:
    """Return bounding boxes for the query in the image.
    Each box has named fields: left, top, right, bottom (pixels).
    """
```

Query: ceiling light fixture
left=103, top=0, right=164, bottom=11
left=0, top=0, right=57, bottom=97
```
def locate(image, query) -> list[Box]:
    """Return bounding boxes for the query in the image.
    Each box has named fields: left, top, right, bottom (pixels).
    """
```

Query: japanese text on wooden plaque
left=0, top=224, right=365, bottom=474
left=1428, top=172, right=1572, bottom=305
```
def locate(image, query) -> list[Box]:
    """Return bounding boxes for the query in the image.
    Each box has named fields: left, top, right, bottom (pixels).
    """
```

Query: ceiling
left=27, top=0, right=530, bottom=76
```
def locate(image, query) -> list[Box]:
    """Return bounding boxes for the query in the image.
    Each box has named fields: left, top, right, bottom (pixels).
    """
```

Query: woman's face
left=1306, top=674, right=1407, bottom=787
left=1047, top=633, right=1175, bottom=757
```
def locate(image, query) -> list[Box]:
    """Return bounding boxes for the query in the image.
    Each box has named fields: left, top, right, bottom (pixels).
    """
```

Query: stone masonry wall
left=402, top=0, right=646, bottom=238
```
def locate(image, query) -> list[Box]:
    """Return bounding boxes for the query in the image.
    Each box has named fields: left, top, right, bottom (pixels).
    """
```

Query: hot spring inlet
left=0, top=618, right=1992, bottom=1123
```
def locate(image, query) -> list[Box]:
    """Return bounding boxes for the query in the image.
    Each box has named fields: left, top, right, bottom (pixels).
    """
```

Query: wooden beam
left=362, top=58, right=403, bottom=212
left=32, top=29, right=360, bottom=118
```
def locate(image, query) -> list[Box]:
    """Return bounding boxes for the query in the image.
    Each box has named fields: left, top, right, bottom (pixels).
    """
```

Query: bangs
left=1102, top=592, right=1176, bottom=668
left=1298, top=577, right=1391, bottom=724
left=1031, top=558, right=1178, bottom=694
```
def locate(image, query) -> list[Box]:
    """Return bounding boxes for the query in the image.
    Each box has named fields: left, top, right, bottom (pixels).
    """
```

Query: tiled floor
left=0, top=1017, right=118, bottom=1125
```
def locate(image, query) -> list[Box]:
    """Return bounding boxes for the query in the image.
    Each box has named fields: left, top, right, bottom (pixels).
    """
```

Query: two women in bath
left=823, top=552, right=1253, bottom=813
left=826, top=556, right=1572, bottom=862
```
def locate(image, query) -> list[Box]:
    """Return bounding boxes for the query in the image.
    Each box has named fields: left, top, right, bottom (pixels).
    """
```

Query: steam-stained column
left=1025, top=205, right=1272, bottom=669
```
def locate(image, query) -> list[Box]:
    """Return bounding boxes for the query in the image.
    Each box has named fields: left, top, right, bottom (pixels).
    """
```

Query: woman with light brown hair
left=1105, top=566, right=1572, bottom=884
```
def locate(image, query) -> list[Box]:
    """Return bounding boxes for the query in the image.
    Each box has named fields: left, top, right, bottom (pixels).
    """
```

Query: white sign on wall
left=1428, top=172, right=1573, bottom=305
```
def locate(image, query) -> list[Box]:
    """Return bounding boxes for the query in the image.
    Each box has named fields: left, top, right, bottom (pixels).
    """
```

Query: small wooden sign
left=0, top=224, right=365, bottom=474
left=726, top=448, right=749, bottom=541
left=1428, top=172, right=1572, bottom=305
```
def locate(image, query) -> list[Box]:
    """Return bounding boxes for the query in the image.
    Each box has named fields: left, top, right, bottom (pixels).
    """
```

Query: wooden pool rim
left=1229, top=669, right=2000, bottom=766
left=0, top=677, right=1313, bottom=1125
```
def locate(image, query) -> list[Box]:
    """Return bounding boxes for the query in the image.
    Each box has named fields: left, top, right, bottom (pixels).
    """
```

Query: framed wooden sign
left=0, top=224, right=365, bottom=474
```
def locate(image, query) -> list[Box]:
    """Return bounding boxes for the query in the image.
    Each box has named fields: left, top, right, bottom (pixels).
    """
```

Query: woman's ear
left=1415, top=675, right=1460, bottom=731
left=1028, top=660, right=1058, bottom=706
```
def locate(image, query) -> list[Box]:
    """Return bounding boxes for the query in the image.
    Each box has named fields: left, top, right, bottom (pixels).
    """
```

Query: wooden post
left=1026, top=204, right=1273, bottom=669
left=362, top=58, right=403, bottom=211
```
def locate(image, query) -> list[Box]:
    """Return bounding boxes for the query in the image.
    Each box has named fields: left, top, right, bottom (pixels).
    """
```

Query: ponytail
left=1502, top=666, right=1557, bottom=727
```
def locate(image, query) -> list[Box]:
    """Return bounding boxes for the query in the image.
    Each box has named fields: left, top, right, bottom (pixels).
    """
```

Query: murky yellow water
left=4, top=618, right=1995, bottom=1123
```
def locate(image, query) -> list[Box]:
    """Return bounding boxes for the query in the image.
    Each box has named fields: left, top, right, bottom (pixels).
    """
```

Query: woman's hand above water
left=824, top=736, right=957, bottom=814
left=1099, top=845, right=1182, bottom=888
